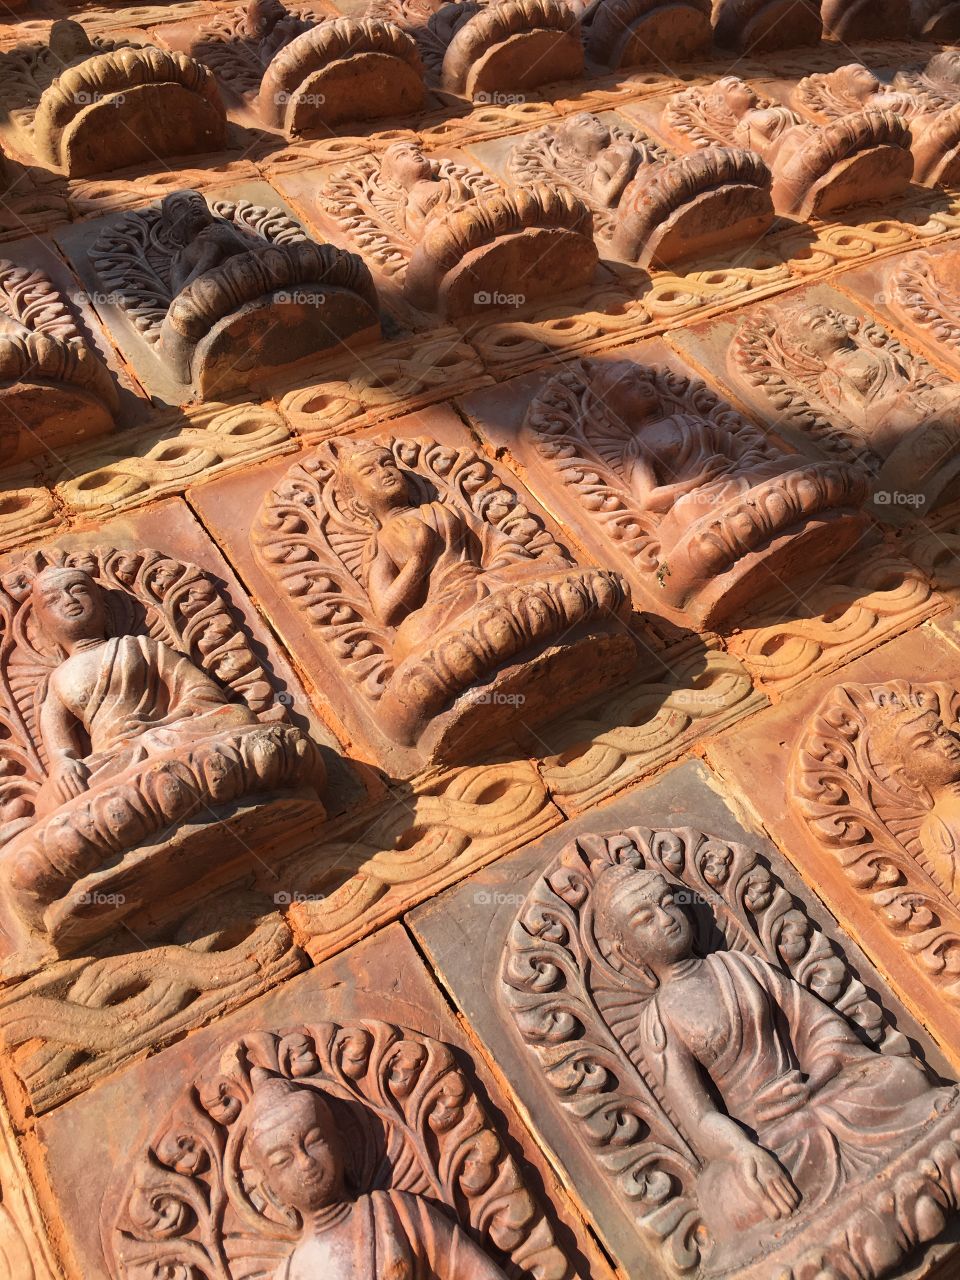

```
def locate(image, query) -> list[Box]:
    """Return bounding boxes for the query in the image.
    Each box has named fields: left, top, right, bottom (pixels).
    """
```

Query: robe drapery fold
left=271, top=1189, right=507, bottom=1279
left=640, top=951, right=948, bottom=1256
left=68, top=634, right=255, bottom=782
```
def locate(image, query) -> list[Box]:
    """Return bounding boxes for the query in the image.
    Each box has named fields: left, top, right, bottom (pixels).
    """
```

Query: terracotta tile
left=706, top=624, right=960, bottom=1069
left=34, top=924, right=615, bottom=1280
left=411, top=759, right=960, bottom=1280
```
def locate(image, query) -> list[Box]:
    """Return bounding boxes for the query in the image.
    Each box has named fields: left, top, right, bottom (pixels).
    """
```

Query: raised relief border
left=503, top=824, right=960, bottom=1280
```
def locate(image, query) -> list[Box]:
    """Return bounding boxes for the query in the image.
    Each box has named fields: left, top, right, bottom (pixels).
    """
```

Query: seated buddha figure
left=244, top=1076, right=508, bottom=1279
left=160, top=191, right=253, bottom=296
left=378, top=141, right=475, bottom=240
left=31, top=566, right=259, bottom=817
left=593, top=864, right=955, bottom=1266
left=867, top=695, right=960, bottom=898
left=707, top=76, right=804, bottom=159
left=335, top=440, right=539, bottom=666
left=552, top=112, right=644, bottom=208
left=585, top=359, right=813, bottom=527
left=781, top=302, right=960, bottom=456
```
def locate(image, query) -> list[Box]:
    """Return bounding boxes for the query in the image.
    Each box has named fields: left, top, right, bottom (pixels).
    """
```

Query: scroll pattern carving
left=106, top=1020, right=573, bottom=1279
left=502, top=824, right=960, bottom=1279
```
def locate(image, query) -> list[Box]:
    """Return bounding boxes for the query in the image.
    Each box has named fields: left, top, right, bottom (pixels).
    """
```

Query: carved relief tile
left=726, top=546, right=947, bottom=694
left=707, top=626, right=960, bottom=1070
left=711, top=0, right=822, bottom=51
left=61, top=182, right=381, bottom=404
left=790, top=64, right=960, bottom=187
left=896, top=51, right=960, bottom=108
left=0, top=19, right=228, bottom=177
left=652, top=75, right=914, bottom=219
left=529, top=638, right=765, bottom=813
left=411, top=760, right=960, bottom=1280
left=365, top=0, right=583, bottom=98
left=821, top=0, right=910, bottom=40
left=0, top=500, right=335, bottom=973
left=500, top=110, right=774, bottom=267
left=276, top=328, right=491, bottom=440
left=839, top=242, right=960, bottom=381
left=277, top=143, right=600, bottom=320
left=53, top=402, right=296, bottom=519
left=158, top=0, right=425, bottom=136
left=0, top=1097, right=59, bottom=1279
left=192, top=407, right=637, bottom=774
left=35, top=924, right=615, bottom=1280
left=675, top=281, right=960, bottom=521
left=460, top=338, right=869, bottom=629
left=0, top=256, right=119, bottom=466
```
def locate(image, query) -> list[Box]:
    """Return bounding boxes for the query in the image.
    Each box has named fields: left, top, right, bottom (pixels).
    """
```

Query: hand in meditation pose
left=244, top=1077, right=508, bottom=1280
left=379, top=142, right=473, bottom=239
left=161, top=192, right=253, bottom=296
left=31, top=566, right=255, bottom=816
left=554, top=113, right=642, bottom=207
left=594, top=864, right=948, bottom=1261
left=336, top=441, right=534, bottom=665
left=868, top=698, right=960, bottom=896
left=781, top=304, right=960, bottom=454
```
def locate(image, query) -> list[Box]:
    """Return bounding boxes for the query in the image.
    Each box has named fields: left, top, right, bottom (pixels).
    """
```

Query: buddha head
left=836, top=63, right=881, bottom=103
left=711, top=76, right=760, bottom=120
left=594, top=865, right=694, bottom=979
left=334, top=440, right=412, bottom=521
left=558, top=112, right=613, bottom=160
left=381, top=141, right=436, bottom=191
left=244, top=0, right=287, bottom=38
left=47, top=19, right=94, bottom=66
left=588, top=360, right=663, bottom=428
left=782, top=304, right=854, bottom=362
left=868, top=697, right=960, bottom=796
left=161, top=191, right=215, bottom=249
left=31, top=567, right=108, bottom=654
left=245, top=1078, right=347, bottom=1217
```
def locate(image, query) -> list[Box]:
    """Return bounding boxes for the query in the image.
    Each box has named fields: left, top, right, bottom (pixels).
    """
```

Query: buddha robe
left=272, top=1189, right=508, bottom=1280
left=639, top=950, right=951, bottom=1259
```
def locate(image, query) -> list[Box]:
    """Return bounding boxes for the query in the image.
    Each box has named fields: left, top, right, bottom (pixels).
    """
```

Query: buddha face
left=161, top=192, right=213, bottom=247
left=786, top=305, right=852, bottom=360
left=872, top=704, right=960, bottom=793
left=590, top=362, right=663, bottom=426
left=340, top=445, right=411, bottom=515
left=381, top=141, right=435, bottom=191
left=31, top=567, right=108, bottom=651
left=247, top=1086, right=346, bottom=1215
left=600, top=869, right=694, bottom=972
left=560, top=113, right=612, bottom=159
left=841, top=64, right=881, bottom=101
left=714, top=77, right=759, bottom=119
